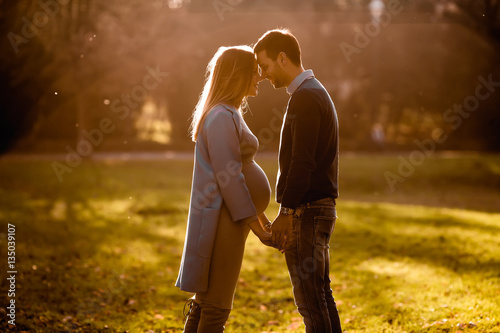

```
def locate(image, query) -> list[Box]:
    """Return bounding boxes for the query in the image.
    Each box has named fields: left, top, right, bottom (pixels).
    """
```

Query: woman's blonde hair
left=190, top=45, right=256, bottom=141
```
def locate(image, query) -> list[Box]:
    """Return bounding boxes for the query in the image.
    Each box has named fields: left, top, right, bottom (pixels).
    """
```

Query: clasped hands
left=250, top=213, right=292, bottom=253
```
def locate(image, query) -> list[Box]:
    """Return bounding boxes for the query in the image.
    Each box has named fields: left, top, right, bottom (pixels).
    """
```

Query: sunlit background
left=1, top=1, right=500, bottom=331
left=1, top=0, right=499, bottom=154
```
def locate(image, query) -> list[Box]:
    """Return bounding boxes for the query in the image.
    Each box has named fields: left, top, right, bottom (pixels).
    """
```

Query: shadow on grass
left=332, top=202, right=500, bottom=281
left=0, top=160, right=190, bottom=332
left=330, top=201, right=500, bottom=329
left=2, top=157, right=499, bottom=332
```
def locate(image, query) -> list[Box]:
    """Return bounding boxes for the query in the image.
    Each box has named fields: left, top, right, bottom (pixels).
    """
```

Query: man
left=254, top=29, right=342, bottom=332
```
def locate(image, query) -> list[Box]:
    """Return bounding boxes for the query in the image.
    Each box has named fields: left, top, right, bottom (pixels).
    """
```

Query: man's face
left=256, top=50, right=287, bottom=89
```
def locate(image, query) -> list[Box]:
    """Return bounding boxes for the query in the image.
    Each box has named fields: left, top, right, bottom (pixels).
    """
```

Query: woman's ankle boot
left=197, top=305, right=231, bottom=333
left=183, top=299, right=201, bottom=333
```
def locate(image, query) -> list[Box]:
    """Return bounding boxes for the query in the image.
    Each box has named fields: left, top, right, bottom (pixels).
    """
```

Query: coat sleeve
left=204, top=109, right=258, bottom=223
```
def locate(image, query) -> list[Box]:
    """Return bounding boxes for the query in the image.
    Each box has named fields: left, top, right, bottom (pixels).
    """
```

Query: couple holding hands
left=176, top=29, right=342, bottom=333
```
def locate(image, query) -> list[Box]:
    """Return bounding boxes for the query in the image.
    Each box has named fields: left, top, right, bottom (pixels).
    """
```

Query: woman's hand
left=258, top=213, right=272, bottom=233
left=248, top=220, right=274, bottom=248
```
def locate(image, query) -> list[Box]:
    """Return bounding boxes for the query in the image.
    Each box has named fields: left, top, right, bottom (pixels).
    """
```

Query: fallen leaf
left=238, top=278, right=249, bottom=287
left=287, top=321, right=302, bottom=330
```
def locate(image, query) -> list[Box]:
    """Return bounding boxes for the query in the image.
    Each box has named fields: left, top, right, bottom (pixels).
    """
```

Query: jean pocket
left=313, top=215, right=336, bottom=247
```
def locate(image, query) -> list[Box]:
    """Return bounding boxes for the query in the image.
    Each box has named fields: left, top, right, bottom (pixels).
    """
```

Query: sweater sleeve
left=204, top=109, right=258, bottom=223
left=280, top=90, right=322, bottom=208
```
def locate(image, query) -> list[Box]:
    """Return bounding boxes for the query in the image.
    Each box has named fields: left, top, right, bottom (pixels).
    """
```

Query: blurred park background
left=1, top=0, right=499, bottom=154
left=1, top=0, right=500, bottom=332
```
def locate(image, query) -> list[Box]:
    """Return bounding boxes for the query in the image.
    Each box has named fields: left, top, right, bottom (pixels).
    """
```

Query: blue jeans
left=285, top=198, right=342, bottom=333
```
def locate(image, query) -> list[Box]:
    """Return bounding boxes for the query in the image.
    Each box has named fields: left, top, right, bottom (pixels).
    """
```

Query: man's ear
left=277, top=52, right=287, bottom=67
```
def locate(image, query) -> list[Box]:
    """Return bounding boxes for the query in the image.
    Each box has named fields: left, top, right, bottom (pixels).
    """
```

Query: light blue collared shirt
left=286, top=69, right=314, bottom=95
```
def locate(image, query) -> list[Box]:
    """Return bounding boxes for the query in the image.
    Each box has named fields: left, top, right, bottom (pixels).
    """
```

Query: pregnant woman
left=176, top=45, right=274, bottom=332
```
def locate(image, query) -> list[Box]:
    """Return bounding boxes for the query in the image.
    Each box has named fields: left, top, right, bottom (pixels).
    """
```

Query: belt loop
left=295, top=206, right=301, bottom=218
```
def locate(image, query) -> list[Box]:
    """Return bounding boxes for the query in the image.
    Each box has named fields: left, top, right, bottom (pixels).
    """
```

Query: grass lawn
left=0, top=152, right=499, bottom=332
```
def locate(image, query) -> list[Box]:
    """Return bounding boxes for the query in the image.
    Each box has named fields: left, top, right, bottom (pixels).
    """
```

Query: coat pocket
left=197, top=207, right=220, bottom=258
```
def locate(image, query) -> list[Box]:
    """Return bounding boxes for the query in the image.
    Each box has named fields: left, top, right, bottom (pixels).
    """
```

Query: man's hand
left=257, top=231, right=274, bottom=248
left=271, top=214, right=293, bottom=251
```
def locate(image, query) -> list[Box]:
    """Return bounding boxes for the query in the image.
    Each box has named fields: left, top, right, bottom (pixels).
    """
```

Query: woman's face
left=247, top=63, right=263, bottom=97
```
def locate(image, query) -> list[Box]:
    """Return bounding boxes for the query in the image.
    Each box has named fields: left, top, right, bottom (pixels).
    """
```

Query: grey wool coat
left=176, top=103, right=258, bottom=292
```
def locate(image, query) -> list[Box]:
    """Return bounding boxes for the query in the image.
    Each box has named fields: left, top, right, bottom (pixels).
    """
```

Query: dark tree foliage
left=0, top=1, right=57, bottom=154
left=443, top=0, right=500, bottom=149
left=0, top=0, right=95, bottom=154
left=444, top=0, right=500, bottom=43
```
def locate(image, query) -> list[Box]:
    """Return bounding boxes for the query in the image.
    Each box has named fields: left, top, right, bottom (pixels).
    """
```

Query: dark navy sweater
left=276, top=77, right=339, bottom=209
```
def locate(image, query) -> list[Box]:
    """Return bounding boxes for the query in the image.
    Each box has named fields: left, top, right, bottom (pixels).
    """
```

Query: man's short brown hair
left=254, top=28, right=302, bottom=66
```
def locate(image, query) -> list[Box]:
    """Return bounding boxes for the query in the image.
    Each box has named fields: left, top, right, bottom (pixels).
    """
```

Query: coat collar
left=219, top=102, right=238, bottom=114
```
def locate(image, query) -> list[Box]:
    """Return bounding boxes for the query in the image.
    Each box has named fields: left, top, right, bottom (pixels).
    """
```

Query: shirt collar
left=287, top=69, right=314, bottom=95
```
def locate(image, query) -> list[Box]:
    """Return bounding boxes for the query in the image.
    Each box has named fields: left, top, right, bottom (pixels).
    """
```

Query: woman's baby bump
left=242, top=160, right=271, bottom=215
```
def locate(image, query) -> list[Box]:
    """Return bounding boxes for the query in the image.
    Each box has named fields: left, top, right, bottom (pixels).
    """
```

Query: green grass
left=0, top=153, right=499, bottom=332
